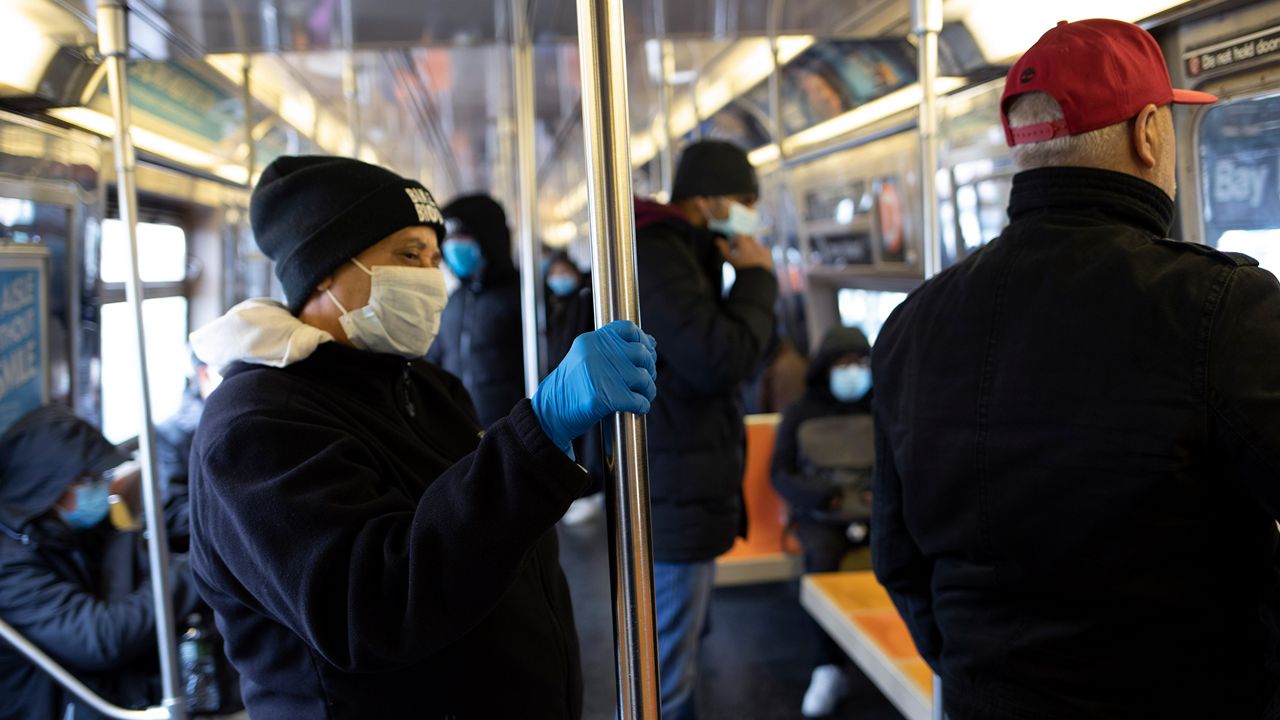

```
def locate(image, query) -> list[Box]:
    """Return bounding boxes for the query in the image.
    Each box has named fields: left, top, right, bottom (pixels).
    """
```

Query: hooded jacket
left=0, top=405, right=200, bottom=720
left=771, top=327, right=873, bottom=521
left=872, top=168, right=1280, bottom=719
left=427, top=195, right=526, bottom=426
left=188, top=300, right=587, bottom=719
left=633, top=198, right=778, bottom=562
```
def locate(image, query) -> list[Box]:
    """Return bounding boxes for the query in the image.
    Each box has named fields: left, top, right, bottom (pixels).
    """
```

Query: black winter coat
left=0, top=406, right=200, bottom=720
left=428, top=198, right=526, bottom=427
left=872, top=168, right=1280, bottom=719
left=771, top=330, right=873, bottom=522
left=189, top=343, right=588, bottom=719
left=634, top=199, right=778, bottom=562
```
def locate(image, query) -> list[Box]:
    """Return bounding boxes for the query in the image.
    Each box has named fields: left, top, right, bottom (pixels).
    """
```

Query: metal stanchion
left=914, top=0, right=943, bottom=279
left=652, top=0, right=675, bottom=197
left=511, top=0, right=542, bottom=394
left=572, top=0, right=662, bottom=717
left=97, top=2, right=187, bottom=719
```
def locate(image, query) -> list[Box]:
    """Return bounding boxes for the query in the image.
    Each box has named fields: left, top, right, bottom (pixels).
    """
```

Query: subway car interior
left=0, top=0, right=1278, bottom=718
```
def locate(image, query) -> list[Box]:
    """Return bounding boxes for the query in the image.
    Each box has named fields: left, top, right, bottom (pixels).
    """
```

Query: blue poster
left=0, top=259, right=46, bottom=435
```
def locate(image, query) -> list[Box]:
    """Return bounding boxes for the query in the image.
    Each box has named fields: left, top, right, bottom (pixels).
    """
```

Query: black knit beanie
left=670, top=140, right=759, bottom=202
left=249, top=155, right=447, bottom=314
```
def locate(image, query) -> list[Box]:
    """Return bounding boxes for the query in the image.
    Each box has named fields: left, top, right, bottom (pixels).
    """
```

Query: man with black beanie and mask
left=186, top=155, right=658, bottom=719
left=427, top=194, right=525, bottom=427
left=632, top=139, right=778, bottom=719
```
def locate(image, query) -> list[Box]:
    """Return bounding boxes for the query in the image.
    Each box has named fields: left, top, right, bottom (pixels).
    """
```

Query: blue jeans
left=653, top=560, right=716, bottom=720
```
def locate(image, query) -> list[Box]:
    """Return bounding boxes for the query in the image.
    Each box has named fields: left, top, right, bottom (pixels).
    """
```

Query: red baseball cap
left=1000, top=19, right=1217, bottom=147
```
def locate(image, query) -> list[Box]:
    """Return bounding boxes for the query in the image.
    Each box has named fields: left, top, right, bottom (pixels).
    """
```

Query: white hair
left=1006, top=92, right=1130, bottom=170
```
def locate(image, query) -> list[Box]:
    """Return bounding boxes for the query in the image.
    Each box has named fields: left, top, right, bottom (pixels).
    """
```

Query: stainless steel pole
left=652, top=0, right=674, bottom=196
left=914, top=0, right=943, bottom=279
left=340, top=0, right=360, bottom=157
left=573, top=0, right=661, bottom=717
left=96, top=2, right=186, bottom=719
left=511, top=0, right=541, bottom=394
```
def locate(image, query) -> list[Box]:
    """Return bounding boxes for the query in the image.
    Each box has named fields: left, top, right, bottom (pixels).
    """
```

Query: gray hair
left=1006, top=92, right=1130, bottom=170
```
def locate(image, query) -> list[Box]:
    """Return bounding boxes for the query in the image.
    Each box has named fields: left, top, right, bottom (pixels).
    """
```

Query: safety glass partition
left=1200, top=92, right=1280, bottom=274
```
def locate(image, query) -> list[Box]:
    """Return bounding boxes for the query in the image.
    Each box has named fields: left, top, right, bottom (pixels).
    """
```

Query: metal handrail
left=573, top=0, right=662, bottom=717
left=99, top=1, right=187, bottom=718
left=0, top=616, right=171, bottom=720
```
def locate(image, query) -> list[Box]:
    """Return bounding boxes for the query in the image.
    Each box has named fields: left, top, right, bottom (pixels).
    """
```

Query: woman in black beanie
left=187, top=155, right=657, bottom=720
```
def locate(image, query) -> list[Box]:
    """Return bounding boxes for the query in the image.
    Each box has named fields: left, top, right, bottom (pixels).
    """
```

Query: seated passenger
left=187, top=155, right=657, bottom=719
left=0, top=405, right=201, bottom=720
left=870, top=20, right=1278, bottom=719
left=771, top=326, right=874, bottom=718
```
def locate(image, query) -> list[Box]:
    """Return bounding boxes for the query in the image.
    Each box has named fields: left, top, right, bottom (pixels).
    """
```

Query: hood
left=442, top=194, right=516, bottom=288
left=633, top=197, right=690, bottom=232
left=0, top=405, right=125, bottom=531
left=805, top=326, right=871, bottom=387
left=190, top=298, right=335, bottom=375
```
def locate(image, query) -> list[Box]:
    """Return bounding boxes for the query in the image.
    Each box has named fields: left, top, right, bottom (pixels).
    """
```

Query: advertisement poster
left=0, top=247, right=48, bottom=435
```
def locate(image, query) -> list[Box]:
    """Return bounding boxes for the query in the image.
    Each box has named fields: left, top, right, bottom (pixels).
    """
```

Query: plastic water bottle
left=179, top=614, right=221, bottom=713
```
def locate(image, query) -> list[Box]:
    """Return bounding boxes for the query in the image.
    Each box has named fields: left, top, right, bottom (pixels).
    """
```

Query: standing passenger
left=428, top=194, right=525, bottom=426
left=870, top=20, right=1280, bottom=718
left=187, top=156, right=657, bottom=719
left=634, top=140, right=778, bottom=719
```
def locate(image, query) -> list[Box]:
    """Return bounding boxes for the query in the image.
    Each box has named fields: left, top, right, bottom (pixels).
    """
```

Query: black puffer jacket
left=427, top=195, right=526, bottom=426
left=771, top=327, right=872, bottom=522
left=634, top=199, right=778, bottom=562
left=189, top=342, right=588, bottom=719
left=0, top=405, right=199, bottom=720
left=872, top=168, right=1280, bottom=719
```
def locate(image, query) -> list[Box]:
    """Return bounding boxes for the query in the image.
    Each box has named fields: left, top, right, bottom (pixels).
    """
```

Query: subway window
left=98, top=220, right=190, bottom=443
left=836, top=288, right=908, bottom=344
left=1200, top=92, right=1280, bottom=273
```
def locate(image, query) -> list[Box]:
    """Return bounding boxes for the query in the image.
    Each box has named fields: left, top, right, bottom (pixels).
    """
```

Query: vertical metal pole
left=340, top=0, right=361, bottom=157
left=242, top=55, right=255, bottom=183
left=913, top=0, right=943, bottom=279
left=573, top=0, right=661, bottom=717
left=511, top=0, right=541, bottom=393
left=652, top=0, right=674, bottom=196
left=96, top=3, right=186, bottom=719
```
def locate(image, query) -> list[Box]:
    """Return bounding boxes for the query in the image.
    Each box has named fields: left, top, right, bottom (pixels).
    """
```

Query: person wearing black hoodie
left=771, top=326, right=873, bottom=717
left=632, top=140, right=778, bottom=720
left=0, top=405, right=200, bottom=720
left=428, top=194, right=526, bottom=427
left=187, top=156, right=657, bottom=720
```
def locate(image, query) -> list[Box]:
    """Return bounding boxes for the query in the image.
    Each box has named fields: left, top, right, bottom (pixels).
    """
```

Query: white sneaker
left=801, top=664, right=849, bottom=717
left=561, top=493, right=603, bottom=526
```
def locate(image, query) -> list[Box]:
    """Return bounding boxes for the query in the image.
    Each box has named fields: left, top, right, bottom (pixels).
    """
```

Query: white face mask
left=326, top=259, right=447, bottom=357
left=707, top=201, right=761, bottom=238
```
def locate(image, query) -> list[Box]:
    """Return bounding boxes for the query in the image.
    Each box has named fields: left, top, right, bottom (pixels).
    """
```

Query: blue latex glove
left=532, top=320, right=658, bottom=454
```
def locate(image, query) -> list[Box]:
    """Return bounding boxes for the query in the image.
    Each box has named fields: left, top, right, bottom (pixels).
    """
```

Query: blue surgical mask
left=547, top=275, right=578, bottom=297
left=442, top=239, right=485, bottom=279
left=59, top=480, right=110, bottom=530
left=707, top=201, right=761, bottom=238
left=830, top=364, right=871, bottom=402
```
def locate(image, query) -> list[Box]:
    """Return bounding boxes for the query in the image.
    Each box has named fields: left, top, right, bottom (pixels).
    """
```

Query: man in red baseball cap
left=871, top=19, right=1280, bottom=719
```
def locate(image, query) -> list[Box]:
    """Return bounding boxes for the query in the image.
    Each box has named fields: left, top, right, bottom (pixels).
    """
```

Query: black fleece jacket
left=633, top=199, right=778, bottom=562
left=872, top=168, right=1280, bottom=719
left=189, top=343, right=588, bottom=719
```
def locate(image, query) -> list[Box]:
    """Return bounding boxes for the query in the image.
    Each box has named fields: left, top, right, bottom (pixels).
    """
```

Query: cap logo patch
left=405, top=187, right=443, bottom=225
left=1020, top=68, right=1037, bottom=83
